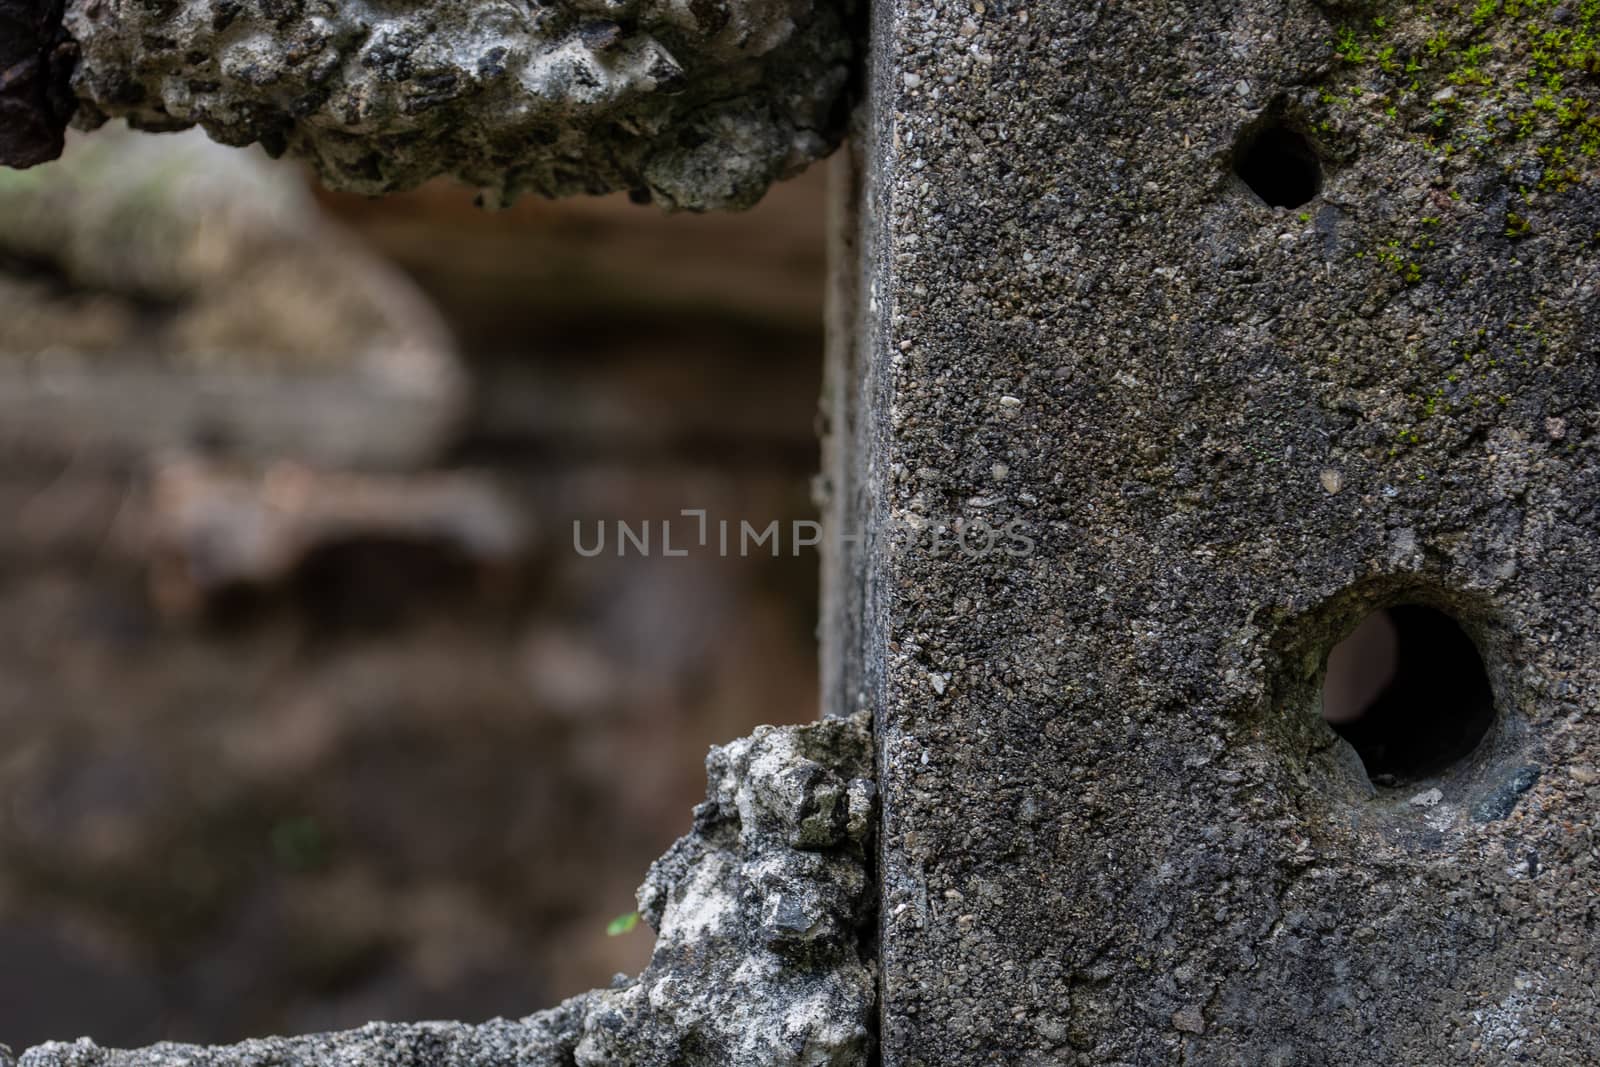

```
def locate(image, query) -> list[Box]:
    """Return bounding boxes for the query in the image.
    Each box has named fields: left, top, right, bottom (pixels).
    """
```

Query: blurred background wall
left=0, top=127, right=825, bottom=1049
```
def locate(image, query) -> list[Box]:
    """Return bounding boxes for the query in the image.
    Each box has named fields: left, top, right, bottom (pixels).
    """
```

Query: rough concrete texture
left=577, top=715, right=877, bottom=1066
left=857, top=0, right=1600, bottom=1062
left=11, top=716, right=877, bottom=1067
left=59, top=0, right=857, bottom=210
left=0, top=124, right=464, bottom=467
left=8, top=1008, right=594, bottom=1067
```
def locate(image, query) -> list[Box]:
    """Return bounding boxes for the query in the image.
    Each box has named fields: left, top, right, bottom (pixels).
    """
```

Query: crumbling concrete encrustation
left=1, top=0, right=857, bottom=211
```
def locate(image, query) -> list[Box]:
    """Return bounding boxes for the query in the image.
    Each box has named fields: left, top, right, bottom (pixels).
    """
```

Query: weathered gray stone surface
left=851, top=0, right=1600, bottom=1062
left=59, top=0, right=857, bottom=210
left=10, top=1007, right=593, bottom=1067
left=11, top=717, right=877, bottom=1067
left=577, top=716, right=877, bottom=1065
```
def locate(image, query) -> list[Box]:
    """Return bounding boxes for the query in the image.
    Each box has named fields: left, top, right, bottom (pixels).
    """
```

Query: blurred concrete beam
left=0, top=126, right=465, bottom=469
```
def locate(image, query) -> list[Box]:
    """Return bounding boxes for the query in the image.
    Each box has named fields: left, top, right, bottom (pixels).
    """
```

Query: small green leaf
left=606, top=911, right=641, bottom=937
left=271, top=815, right=330, bottom=871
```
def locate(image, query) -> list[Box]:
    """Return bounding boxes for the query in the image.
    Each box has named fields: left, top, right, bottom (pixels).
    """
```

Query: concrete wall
left=859, top=0, right=1600, bottom=1062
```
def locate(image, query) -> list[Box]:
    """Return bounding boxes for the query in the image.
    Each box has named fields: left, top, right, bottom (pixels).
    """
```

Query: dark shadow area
left=1235, top=123, right=1322, bottom=209
left=1321, top=605, right=1495, bottom=786
left=289, top=536, right=483, bottom=632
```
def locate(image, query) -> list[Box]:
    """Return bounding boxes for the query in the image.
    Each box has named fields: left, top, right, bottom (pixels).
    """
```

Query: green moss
left=1315, top=0, right=1600, bottom=188
left=1375, top=238, right=1425, bottom=282
left=1336, top=25, right=1369, bottom=62
left=1314, top=0, right=1600, bottom=288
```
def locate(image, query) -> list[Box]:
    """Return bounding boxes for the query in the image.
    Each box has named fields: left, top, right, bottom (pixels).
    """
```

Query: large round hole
left=1234, top=123, right=1322, bottom=209
left=1321, top=605, right=1495, bottom=786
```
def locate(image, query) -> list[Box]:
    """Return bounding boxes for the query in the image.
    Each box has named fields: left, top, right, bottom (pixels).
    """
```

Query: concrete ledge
left=55, top=0, right=858, bottom=210
left=17, top=1006, right=592, bottom=1067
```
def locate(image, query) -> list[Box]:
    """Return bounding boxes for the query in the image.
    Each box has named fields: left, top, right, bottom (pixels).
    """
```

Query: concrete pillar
left=849, top=0, right=1600, bottom=1062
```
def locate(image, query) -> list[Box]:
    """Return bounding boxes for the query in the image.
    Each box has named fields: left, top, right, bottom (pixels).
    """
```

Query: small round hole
left=1321, top=605, right=1495, bottom=786
left=1235, top=123, right=1322, bottom=209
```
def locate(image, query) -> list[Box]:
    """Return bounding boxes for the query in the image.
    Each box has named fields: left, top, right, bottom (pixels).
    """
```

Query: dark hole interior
left=1235, top=124, right=1322, bottom=209
left=1320, top=605, right=1495, bottom=786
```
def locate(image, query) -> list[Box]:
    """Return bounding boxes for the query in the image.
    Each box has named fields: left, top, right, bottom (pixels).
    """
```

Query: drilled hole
left=1321, top=605, right=1495, bottom=786
left=1235, top=123, right=1322, bottom=209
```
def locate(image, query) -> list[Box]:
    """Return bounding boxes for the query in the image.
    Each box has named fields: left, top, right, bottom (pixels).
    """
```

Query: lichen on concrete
left=11, top=716, right=877, bottom=1067
left=59, top=0, right=857, bottom=210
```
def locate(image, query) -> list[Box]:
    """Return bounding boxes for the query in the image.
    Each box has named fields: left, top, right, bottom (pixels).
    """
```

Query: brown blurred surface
left=0, top=168, right=827, bottom=1049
